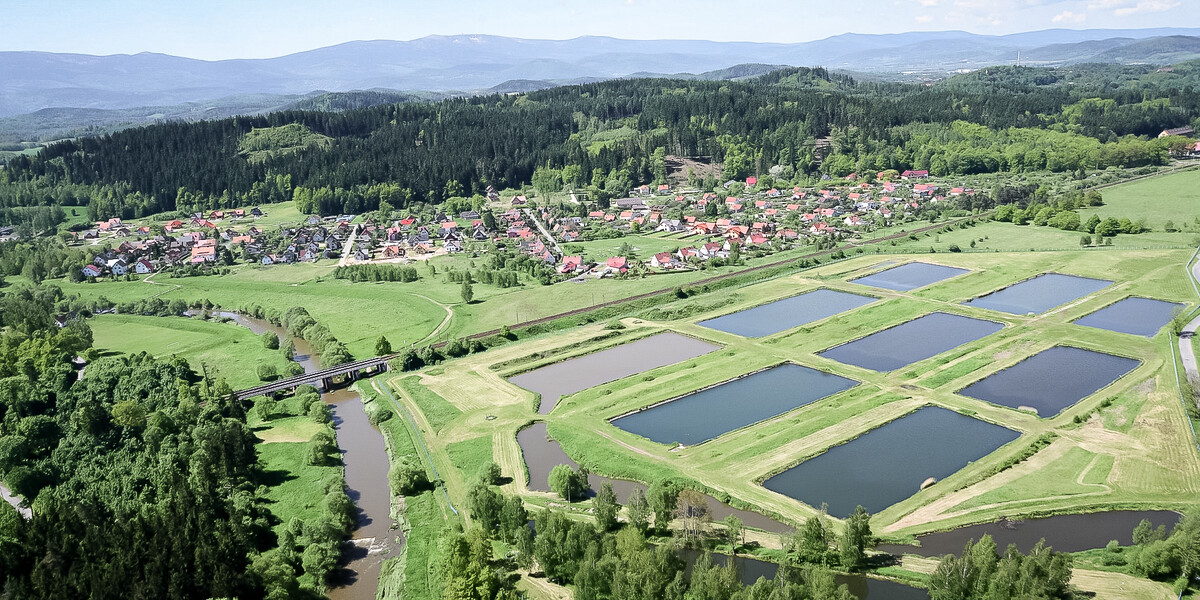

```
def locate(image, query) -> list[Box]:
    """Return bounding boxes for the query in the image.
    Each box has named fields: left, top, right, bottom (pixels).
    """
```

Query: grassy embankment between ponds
left=387, top=246, right=1200, bottom=546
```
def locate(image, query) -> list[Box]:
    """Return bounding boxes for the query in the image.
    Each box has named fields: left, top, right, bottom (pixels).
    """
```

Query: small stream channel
left=218, top=312, right=397, bottom=600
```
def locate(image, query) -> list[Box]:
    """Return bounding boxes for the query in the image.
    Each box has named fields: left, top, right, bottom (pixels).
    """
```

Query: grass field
left=1093, top=167, right=1200, bottom=231
left=90, top=313, right=295, bottom=389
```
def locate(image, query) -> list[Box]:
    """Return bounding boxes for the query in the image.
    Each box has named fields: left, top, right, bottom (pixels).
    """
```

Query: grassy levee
left=90, top=313, right=294, bottom=390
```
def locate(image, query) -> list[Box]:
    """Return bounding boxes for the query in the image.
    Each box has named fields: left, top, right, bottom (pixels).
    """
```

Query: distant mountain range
left=2, top=28, right=1200, bottom=131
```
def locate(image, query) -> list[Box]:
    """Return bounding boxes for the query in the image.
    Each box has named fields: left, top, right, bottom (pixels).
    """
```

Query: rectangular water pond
left=509, top=332, right=720, bottom=414
left=698, top=289, right=876, bottom=338
left=818, top=312, right=1003, bottom=372
left=958, top=346, right=1139, bottom=417
left=762, top=406, right=1020, bottom=518
left=1074, top=297, right=1184, bottom=337
left=850, top=261, right=969, bottom=291
left=611, top=363, right=858, bottom=446
left=963, top=273, right=1111, bottom=315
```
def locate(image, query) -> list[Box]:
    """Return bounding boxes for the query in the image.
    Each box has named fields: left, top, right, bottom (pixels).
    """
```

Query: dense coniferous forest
left=1, top=62, right=1198, bottom=220
left=0, top=285, right=345, bottom=599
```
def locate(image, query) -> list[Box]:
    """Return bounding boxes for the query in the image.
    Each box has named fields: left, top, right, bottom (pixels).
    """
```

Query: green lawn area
left=568, top=234, right=696, bottom=263
left=445, top=436, right=494, bottom=478
left=256, top=438, right=344, bottom=536
left=1092, top=167, right=1200, bottom=231
left=90, top=313, right=294, bottom=390
left=394, top=376, right=462, bottom=433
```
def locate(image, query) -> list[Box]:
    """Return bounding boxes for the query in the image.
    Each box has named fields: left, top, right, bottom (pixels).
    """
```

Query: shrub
left=308, top=402, right=332, bottom=424
left=388, top=458, right=429, bottom=495
left=256, top=364, right=277, bottom=381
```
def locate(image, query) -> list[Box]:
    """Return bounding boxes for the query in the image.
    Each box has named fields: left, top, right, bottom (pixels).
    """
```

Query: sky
left=3, top=0, right=1197, bottom=60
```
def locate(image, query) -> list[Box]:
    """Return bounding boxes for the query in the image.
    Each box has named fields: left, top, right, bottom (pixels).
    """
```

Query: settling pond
left=1074, top=297, right=1183, bottom=337
left=611, top=363, right=857, bottom=446
left=508, top=332, right=721, bottom=414
left=958, top=346, right=1139, bottom=417
left=818, top=312, right=1003, bottom=372
left=516, top=422, right=790, bottom=533
left=679, top=549, right=928, bottom=599
left=763, top=406, right=1020, bottom=518
left=850, top=261, right=968, bottom=292
left=963, top=273, right=1111, bottom=315
left=697, top=289, right=875, bottom=338
left=877, top=510, right=1180, bottom=557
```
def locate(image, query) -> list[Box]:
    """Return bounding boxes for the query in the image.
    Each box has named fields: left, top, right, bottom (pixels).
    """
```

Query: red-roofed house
left=651, top=252, right=679, bottom=269
left=605, top=257, right=627, bottom=273
left=560, top=255, right=583, bottom=274
left=901, top=169, right=930, bottom=179
left=745, top=176, right=757, bottom=186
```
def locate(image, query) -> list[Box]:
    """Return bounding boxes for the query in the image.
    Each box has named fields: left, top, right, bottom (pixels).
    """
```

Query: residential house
left=650, top=252, right=679, bottom=269
left=1160, top=126, right=1195, bottom=138
left=605, top=256, right=628, bottom=273
left=560, top=255, right=583, bottom=274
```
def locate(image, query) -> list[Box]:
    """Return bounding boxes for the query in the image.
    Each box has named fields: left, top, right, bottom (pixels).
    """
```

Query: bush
left=308, top=402, right=332, bottom=424
left=256, top=364, right=277, bottom=381
left=262, top=332, right=280, bottom=349
left=367, top=406, right=393, bottom=425
left=285, top=361, right=305, bottom=377
left=479, top=462, right=503, bottom=485
left=388, top=459, right=429, bottom=495
left=548, top=464, right=588, bottom=501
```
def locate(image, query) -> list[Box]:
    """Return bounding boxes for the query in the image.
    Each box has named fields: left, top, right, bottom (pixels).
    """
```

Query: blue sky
left=4, top=0, right=1197, bottom=59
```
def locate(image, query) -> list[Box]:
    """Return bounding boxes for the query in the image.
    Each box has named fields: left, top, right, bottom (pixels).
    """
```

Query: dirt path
left=411, top=293, right=453, bottom=345
left=140, top=271, right=182, bottom=299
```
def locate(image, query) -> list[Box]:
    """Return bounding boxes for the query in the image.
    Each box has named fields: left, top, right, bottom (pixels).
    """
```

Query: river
left=219, top=312, right=397, bottom=600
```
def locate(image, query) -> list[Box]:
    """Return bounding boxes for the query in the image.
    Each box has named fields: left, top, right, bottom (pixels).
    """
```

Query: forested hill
left=1, top=63, right=1198, bottom=220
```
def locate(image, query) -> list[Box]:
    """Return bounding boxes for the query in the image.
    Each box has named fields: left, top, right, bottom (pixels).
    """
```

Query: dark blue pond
left=763, top=406, right=1020, bottom=518
left=1074, top=297, right=1184, bottom=337
left=818, top=312, right=1004, bottom=372
left=698, top=289, right=876, bottom=338
left=611, top=363, right=858, bottom=446
left=509, top=332, right=721, bottom=413
left=963, top=273, right=1111, bottom=315
left=958, top=346, right=1140, bottom=417
left=850, top=262, right=968, bottom=291
left=679, top=549, right=929, bottom=599
left=877, top=510, right=1180, bottom=557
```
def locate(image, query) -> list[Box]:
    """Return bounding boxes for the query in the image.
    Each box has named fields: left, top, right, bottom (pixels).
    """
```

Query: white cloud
left=1114, top=0, right=1180, bottom=15
left=915, top=14, right=934, bottom=22
left=1052, top=10, right=1087, bottom=22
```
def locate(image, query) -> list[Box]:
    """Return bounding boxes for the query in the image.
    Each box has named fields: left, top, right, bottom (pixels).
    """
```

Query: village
left=72, top=170, right=973, bottom=281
